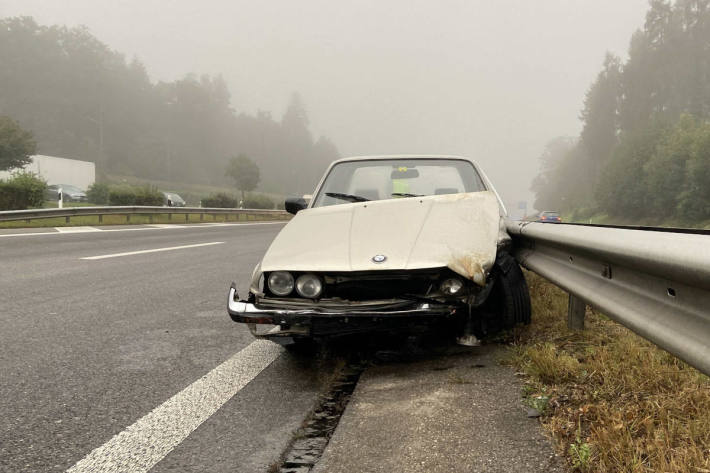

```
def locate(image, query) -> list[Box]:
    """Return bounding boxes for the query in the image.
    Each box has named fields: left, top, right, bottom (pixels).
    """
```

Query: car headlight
left=440, top=278, right=464, bottom=296
left=295, top=274, right=323, bottom=299
left=268, top=271, right=294, bottom=296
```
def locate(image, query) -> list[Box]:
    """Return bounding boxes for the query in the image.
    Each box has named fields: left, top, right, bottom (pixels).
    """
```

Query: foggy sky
left=0, top=0, right=649, bottom=212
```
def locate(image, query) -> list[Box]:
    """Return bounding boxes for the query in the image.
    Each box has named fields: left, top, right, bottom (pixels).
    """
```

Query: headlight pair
left=267, top=271, right=323, bottom=298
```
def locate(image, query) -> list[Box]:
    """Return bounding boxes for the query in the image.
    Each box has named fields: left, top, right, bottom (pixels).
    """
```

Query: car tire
left=480, top=252, right=531, bottom=334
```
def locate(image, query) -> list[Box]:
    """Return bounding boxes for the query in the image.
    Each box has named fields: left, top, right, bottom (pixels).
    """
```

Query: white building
left=0, top=155, right=95, bottom=190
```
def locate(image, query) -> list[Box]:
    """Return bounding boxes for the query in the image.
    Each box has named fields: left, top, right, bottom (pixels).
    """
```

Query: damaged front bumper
left=227, top=282, right=460, bottom=338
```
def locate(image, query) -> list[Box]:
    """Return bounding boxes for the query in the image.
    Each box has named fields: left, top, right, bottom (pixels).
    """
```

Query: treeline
left=0, top=17, right=339, bottom=195
left=532, top=0, right=710, bottom=222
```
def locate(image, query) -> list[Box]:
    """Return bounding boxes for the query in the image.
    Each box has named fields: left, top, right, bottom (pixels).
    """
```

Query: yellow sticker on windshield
left=397, top=166, right=408, bottom=172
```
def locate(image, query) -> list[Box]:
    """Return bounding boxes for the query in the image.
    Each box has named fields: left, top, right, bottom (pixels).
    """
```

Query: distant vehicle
left=538, top=211, right=562, bottom=223
left=162, top=192, right=186, bottom=207
left=228, top=155, right=531, bottom=348
left=46, top=184, right=87, bottom=202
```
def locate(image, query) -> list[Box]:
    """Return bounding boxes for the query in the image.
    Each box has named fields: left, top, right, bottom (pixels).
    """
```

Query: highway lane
left=0, top=223, right=334, bottom=472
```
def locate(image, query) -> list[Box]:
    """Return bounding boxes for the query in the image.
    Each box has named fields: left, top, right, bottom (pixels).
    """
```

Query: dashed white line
left=81, top=241, right=224, bottom=260
left=67, top=340, right=283, bottom=473
left=54, top=226, right=103, bottom=233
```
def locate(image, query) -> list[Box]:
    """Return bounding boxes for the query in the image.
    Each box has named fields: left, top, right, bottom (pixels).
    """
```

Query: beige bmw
left=228, top=155, right=530, bottom=346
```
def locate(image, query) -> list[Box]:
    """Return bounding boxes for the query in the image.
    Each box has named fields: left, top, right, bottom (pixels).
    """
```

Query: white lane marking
left=0, top=221, right=285, bottom=238
left=67, top=340, right=283, bottom=473
left=147, top=224, right=188, bottom=228
left=54, top=226, right=103, bottom=233
left=81, top=241, right=224, bottom=260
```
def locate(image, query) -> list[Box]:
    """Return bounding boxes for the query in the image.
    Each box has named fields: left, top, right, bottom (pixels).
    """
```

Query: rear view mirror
left=285, top=197, right=307, bottom=215
left=390, top=167, right=420, bottom=179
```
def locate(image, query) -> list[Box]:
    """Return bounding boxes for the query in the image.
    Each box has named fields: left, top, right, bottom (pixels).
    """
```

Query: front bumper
left=227, top=283, right=459, bottom=336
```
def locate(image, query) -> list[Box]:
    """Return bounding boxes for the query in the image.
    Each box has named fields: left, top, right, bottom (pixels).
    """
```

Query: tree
left=530, top=137, right=578, bottom=211
left=226, top=154, right=260, bottom=201
left=0, top=116, right=36, bottom=171
left=0, top=17, right=339, bottom=193
left=579, top=53, right=622, bottom=181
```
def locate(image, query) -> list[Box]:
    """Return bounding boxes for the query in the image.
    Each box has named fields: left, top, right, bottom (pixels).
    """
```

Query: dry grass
left=508, top=272, right=710, bottom=472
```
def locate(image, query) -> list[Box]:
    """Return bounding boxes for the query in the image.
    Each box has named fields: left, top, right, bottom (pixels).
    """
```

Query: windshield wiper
left=325, top=192, right=370, bottom=202
left=391, top=192, right=423, bottom=198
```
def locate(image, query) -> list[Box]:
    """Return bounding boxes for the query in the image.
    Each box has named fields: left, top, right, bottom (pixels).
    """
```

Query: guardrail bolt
left=567, top=294, right=586, bottom=330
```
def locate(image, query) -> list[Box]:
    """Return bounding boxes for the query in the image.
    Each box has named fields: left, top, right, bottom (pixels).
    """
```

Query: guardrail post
left=200, top=213, right=204, bottom=222
left=65, top=216, right=70, bottom=224
left=567, top=294, right=586, bottom=330
left=185, top=213, right=189, bottom=223
left=98, top=214, right=103, bottom=224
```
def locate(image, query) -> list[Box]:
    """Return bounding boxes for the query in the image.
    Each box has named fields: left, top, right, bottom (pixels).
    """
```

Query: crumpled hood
left=260, top=191, right=505, bottom=285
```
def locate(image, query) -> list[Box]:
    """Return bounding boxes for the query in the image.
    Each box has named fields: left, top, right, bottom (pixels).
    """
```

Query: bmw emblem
left=372, top=254, right=387, bottom=263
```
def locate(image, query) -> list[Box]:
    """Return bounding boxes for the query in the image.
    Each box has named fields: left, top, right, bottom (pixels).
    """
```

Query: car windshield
left=59, top=185, right=83, bottom=193
left=165, top=193, right=183, bottom=202
left=312, top=159, right=486, bottom=207
left=542, top=211, right=560, bottom=217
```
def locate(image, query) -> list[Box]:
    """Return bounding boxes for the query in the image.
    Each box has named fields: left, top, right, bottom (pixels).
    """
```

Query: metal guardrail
left=0, top=206, right=289, bottom=223
left=507, top=220, right=710, bottom=376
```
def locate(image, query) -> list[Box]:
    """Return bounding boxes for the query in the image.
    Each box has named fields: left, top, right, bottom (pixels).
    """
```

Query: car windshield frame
left=311, top=158, right=487, bottom=208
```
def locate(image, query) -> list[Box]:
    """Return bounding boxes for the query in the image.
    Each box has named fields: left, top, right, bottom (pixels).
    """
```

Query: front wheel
left=479, top=252, right=531, bottom=334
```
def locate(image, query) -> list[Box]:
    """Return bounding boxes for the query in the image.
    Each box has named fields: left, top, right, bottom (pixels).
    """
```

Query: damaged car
left=227, top=155, right=530, bottom=346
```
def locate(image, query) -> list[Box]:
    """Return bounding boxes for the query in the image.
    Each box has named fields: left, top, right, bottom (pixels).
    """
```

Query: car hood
left=259, top=191, right=506, bottom=285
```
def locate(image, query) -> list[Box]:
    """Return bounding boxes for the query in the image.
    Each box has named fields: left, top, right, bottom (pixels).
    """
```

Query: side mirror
left=285, top=197, right=307, bottom=215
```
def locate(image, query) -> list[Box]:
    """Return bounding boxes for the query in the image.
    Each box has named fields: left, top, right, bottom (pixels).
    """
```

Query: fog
left=0, top=0, right=649, bottom=211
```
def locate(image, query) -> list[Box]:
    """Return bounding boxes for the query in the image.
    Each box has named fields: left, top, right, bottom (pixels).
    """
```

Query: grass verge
left=508, top=272, right=710, bottom=472
left=0, top=212, right=288, bottom=228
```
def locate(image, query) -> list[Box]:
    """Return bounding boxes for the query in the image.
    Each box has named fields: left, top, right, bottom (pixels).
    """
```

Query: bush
left=0, top=172, right=47, bottom=210
left=108, top=185, right=136, bottom=205
left=243, top=193, right=274, bottom=209
left=107, top=184, right=162, bottom=206
left=202, top=192, right=238, bottom=208
left=87, top=182, right=110, bottom=205
left=134, top=186, right=163, bottom=206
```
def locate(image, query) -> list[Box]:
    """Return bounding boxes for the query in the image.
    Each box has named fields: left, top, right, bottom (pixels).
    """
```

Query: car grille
left=322, top=270, right=440, bottom=300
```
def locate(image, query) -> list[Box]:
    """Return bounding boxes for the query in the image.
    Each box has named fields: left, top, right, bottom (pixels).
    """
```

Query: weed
left=525, top=394, right=550, bottom=415
left=569, top=439, right=591, bottom=471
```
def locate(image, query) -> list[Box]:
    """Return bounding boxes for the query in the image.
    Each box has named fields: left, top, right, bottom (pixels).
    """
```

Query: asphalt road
left=0, top=222, right=336, bottom=473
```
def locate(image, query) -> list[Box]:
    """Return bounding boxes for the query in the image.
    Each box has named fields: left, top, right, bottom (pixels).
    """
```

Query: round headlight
left=295, top=274, right=323, bottom=299
left=440, top=278, right=464, bottom=296
left=268, top=271, right=294, bottom=296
